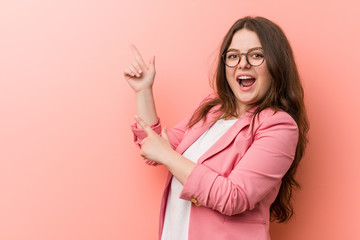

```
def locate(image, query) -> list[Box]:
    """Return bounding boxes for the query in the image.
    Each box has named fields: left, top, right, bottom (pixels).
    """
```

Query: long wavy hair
left=188, top=16, right=309, bottom=222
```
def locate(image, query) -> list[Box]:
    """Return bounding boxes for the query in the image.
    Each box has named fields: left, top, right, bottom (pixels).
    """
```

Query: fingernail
left=138, top=69, right=142, bottom=74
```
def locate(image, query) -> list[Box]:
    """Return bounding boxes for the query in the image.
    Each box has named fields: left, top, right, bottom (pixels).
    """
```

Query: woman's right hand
left=124, top=45, right=156, bottom=93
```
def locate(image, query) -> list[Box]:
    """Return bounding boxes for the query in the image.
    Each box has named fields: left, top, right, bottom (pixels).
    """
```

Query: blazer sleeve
left=179, top=111, right=299, bottom=216
left=130, top=119, right=161, bottom=166
left=131, top=117, right=193, bottom=166
left=130, top=93, right=216, bottom=166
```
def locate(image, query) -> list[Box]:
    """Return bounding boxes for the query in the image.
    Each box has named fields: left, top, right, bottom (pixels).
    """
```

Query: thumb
left=148, top=56, right=156, bottom=72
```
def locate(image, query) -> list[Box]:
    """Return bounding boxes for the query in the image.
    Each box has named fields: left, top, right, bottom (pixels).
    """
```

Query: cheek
left=225, top=68, right=236, bottom=83
left=257, top=67, right=272, bottom=92
left=259, top=79, right=271, bottom=96
left=225, top=68, right=231, bottom=80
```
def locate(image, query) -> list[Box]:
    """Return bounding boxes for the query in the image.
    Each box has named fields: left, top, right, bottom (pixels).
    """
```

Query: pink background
left=1, top=0, right=359, bottom=239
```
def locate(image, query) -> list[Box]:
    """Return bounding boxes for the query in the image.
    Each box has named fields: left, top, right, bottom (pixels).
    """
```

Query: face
left=225, top=29, right=272, bottom=114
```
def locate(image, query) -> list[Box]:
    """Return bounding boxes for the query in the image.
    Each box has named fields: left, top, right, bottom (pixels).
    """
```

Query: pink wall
left=1, top=0, right=359, bottom=239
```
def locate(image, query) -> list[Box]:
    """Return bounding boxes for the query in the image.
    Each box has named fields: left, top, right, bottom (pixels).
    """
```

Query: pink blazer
left=131, top=97, right=299, bottom=240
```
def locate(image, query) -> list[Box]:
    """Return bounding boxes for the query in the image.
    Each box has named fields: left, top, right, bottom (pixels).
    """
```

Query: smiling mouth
left=237, top=76, right=256, bottom=87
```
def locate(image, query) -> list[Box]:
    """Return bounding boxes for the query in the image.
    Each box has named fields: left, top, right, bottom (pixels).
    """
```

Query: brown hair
left=189, top=16, right=309, bottom=222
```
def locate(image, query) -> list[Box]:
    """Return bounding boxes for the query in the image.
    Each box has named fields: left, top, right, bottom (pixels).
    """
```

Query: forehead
left=228, top=29, right=262, bottom=51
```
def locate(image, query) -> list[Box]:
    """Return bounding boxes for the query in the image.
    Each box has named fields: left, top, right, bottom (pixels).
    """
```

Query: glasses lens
left=224, top=51, right=240, bottom=67
left=247, top=49, right=264, bottom=66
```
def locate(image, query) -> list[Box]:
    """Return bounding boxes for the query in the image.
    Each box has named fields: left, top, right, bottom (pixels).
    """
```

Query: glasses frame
left=221, top=47, right=265, bottom=68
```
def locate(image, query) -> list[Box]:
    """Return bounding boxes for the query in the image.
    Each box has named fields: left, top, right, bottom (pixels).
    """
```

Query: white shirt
left=161, top=118, right=238, bottom=240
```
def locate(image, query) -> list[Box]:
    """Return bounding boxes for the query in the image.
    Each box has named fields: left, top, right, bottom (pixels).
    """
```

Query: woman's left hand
left=135, top=115, right=175, bottom=165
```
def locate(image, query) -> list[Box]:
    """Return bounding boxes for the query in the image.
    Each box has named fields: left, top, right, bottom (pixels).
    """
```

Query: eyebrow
left=227, top=47, right=263, bottom=52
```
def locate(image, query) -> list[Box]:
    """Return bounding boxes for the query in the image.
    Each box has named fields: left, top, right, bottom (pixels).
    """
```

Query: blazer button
left=191, top=198, right=200, bottom=207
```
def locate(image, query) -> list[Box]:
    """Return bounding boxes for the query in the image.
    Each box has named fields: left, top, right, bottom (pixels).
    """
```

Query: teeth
left=237, top=75, right=253, bottom=80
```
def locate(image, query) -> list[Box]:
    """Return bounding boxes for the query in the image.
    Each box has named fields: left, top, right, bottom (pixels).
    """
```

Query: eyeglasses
left=222, top=47, right=265, bottom=67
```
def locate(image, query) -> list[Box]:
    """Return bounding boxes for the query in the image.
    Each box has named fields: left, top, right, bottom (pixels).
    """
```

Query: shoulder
left=256, top=108, right=297, bottom=127
left=253, top=108, right=299, bottom=139
left=252, top=108, right=299, bottom=154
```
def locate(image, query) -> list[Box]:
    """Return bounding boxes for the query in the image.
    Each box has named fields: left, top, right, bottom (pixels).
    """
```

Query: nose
left=238, top=53, right=250, bottom=69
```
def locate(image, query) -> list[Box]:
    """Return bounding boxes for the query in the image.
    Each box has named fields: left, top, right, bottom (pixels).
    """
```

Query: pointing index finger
left=135, top=115, right=153, bottom=135
left=130, top=45, right=147, bottom=69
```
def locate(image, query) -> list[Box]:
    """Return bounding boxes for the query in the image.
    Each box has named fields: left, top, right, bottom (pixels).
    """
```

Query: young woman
left=124, top=16, right=309, bottom=240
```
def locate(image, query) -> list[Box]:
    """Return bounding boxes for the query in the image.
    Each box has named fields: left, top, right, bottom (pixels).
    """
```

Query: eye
left=249, top=51, right=264, bottom=59
left=226, top=52, right=239, bottom=59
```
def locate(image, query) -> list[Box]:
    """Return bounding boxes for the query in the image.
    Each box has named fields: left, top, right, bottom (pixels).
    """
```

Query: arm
left=179, top=111, right=299, bottom=216
left=131, top=93, right=215, bottom=166
left=124, top=45, right=158, bottom=126
left=134, top=116, right=196, bottom=184
left=130, top=108, right=191, bottom=166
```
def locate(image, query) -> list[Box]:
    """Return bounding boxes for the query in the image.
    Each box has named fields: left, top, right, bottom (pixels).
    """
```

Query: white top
left=161, top=118, right=238, bottom=240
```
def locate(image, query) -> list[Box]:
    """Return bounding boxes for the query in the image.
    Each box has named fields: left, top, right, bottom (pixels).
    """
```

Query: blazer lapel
left=198, top=114, right=251, bottom=164
left=175, top=108, right=222, bottom=155
left=175, top=107, right=253, bottom=163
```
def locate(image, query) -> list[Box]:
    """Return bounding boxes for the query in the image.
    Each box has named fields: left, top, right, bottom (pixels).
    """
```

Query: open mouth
left=237, top=75, right=256, bottom=88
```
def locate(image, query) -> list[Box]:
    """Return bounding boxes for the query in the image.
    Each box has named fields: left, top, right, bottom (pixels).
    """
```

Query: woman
left=124, top=16, right=309, bottom=240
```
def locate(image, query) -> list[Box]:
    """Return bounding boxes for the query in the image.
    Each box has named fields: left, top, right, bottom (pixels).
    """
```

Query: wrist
left=135, top=87, right=153, bottom=96
left=135, top=87, right=158, bottom=126
left=161, top=149, right=180, bottom=167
